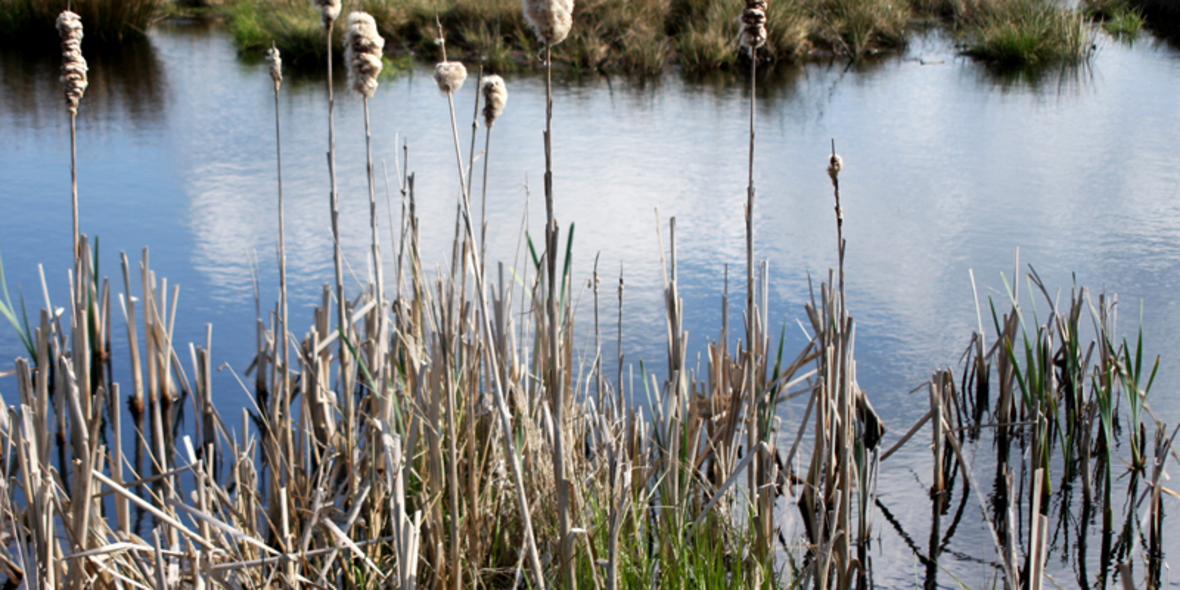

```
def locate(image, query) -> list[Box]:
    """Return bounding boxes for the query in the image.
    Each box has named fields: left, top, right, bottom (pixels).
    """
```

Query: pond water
left=2, top=19, right=1179, bottom=588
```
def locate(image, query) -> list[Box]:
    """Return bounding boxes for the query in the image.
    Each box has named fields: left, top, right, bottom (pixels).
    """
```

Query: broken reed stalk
left=435, top=50, right=545, bottom=588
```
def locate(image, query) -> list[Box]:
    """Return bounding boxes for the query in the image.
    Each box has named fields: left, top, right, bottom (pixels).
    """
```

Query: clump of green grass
left=0, top=0, right=159, bottom=46
left=669, top=0, right=809, bottom=69
left=960, top=0, right=1092, bottom=66
left=1086, top=0, right=1145, bottom=38
left=227, top=0, right=330, bottom=65
left=806, top=0, right=911, bottom=57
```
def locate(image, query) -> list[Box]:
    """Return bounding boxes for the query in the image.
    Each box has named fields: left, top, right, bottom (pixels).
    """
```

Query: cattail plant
left=344, top=11, right=387, bottom=412
left=57, top=10, right=88, bottom=264
left=478, top=74, right=507, bottom=261
left=266, top=43, right=295, bottom=490
left=433, top=33, right=545, bottom=588
left=736, top=0, right=774, bottom=569
left=523, top=0, right=574, bottom=47
left=314, top=0, right=353, bottom=466
left=827, top=142, right=844, bottom=296
left=522, top=0, right=576, bottom=581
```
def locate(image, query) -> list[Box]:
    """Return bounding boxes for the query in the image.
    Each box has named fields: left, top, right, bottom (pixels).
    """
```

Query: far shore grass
left=225, top=0, right=1101, bottom=71
left=8, top=0, right=1180, bottom=71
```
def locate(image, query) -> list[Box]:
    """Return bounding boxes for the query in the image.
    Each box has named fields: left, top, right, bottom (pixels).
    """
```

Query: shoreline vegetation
left=1, top=2, right=1179, bottom=590
left=3, top=0, right=1179, bottom=70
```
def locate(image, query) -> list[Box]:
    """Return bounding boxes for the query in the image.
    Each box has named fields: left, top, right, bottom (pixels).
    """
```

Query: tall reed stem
left=325, top=20, right=353, bottom=463
left=542, top=43, right=575, bottom=588
left=362, top=95, right=385, bottom=398
left=272, top=56, right=292, bottom=485
left=744, top=45, right=769, bottom=566
left=71, top=113, right=79, bottom=267
left=479, top=114, right=495, bottom=269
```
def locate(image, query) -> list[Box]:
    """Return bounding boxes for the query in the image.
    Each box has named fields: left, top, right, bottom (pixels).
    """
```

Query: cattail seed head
left=828, top=154, right=843, bottom=182
left=739, top=4, right=768, bottom=50
left=433, top=61, right=467, bottom=94
left=313, top=0, right=341, bottom=28
left=56, top=11, right=88, bottom=115
left=481, top=75, right=507, bottom=128
left=523, top=0, right=574, bottom=47
left=344, top=12, right=384, bottom=98
left=266, top=45, right=283, bottom=88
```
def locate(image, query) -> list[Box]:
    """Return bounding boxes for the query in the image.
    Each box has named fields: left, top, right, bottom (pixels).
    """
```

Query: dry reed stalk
left=316, top=0, right=351, bottom=472
left=533, top=14, right=576, bottom=581
left=432, top=45, right=473, bottom=587
left=736, top=0, right=771, bottom=568
left=433, top=37, right=545, bottom=587
left=265, top=43, right=294, bottom=492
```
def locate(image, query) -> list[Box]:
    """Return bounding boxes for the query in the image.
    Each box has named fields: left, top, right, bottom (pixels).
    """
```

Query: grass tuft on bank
left=959, top=0, right=1092, bottom=66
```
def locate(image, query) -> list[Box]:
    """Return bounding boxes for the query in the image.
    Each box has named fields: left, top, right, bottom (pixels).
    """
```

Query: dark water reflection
left=2, top=19, right=1180, bottom=588
left=0, top=34, right=166, bottom=128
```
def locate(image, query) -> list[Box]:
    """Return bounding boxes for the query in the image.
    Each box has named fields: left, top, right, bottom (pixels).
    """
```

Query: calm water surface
left=2, top=20, right=1179, bottom=587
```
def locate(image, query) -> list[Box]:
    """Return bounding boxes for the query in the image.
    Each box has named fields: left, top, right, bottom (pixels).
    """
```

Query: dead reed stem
left=269, top=47, right=293, bottom=489
left=324, top=18, right=353, bottom=471
left=541, top=42, right=575, bottom=589
left=362, top=94, right=386, bottom=408
left=70, top=114, right=79, bottom=267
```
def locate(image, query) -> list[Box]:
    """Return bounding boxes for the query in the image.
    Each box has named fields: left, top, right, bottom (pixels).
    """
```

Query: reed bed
left=0, top=6, right=889, bottom=590
left=877, top=266, right=1180, bottom=589
left=2, top=7, right=1178, bottom=590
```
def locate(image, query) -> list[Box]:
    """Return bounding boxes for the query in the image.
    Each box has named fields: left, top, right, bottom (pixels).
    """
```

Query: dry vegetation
left=1, top=2, right=1178, bottom=589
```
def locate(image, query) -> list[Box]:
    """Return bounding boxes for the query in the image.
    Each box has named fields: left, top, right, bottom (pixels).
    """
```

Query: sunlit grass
left=960, top=0, right=1092, bottom=66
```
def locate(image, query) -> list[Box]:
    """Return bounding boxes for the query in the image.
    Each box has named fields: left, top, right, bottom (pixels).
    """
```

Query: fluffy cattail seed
left=481, top=75, right=507, bottom=127
left=344, top=12, right=384, bottom=98
left=56, top=11, right=88, bottom=115
left=739, top=3, right=768, bottom=50
left=313, top=0, right=341, bottom=27
left=433, top=61, right=468, bottom=94
left=827, top=154, right=843, bottom=182
left=266, top=44, right=282, bottom=88
left=523, top=0, right=574, bottom=47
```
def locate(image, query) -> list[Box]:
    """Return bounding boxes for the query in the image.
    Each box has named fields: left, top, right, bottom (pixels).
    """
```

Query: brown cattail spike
left=344, top=12, right=384, bottom=98
left=313, top=0, right=341, bottom=28
left=523, top=0, right=574, bottom=46
left=57, top=11, right=88, bottom=115
left=739, top=2, right=768, bottom=50
left=481, top=75, right=507, bottom=128
left=434, top=61, right=468, bottom=94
